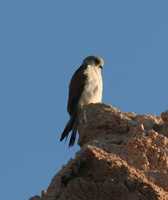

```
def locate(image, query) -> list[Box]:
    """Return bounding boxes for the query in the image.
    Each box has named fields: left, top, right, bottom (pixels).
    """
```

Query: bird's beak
left=99, top=65, right=103, bottom=69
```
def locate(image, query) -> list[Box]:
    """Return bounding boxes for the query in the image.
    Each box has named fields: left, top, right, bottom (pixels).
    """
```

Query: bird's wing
left=67, top=65, right=87, bottom=115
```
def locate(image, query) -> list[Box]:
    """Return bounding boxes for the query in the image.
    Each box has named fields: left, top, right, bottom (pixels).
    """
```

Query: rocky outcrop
left=30, top=104, right=168, bottom=200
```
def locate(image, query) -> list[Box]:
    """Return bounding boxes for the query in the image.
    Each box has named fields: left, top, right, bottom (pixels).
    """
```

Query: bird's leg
left=83, top=109, right=87, bottom=124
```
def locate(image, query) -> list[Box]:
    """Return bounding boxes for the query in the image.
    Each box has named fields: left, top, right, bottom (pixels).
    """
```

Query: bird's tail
left=60, top=114, right=78, bottom=146
left=69, top=122, right=77, bottom=147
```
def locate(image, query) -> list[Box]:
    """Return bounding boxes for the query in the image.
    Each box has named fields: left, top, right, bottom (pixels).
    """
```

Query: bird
left=60, top=56, right=104, bottom=146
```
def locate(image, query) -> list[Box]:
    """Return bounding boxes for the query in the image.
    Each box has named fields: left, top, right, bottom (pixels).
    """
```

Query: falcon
left=60, top=56, right=104, bottom=146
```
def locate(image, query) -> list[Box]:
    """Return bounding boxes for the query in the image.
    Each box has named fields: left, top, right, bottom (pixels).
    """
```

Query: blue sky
left=0, top=1, right=168, bottom=199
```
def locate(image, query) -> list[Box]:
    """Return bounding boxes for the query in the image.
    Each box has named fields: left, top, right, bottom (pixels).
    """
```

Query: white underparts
left=79, top=65, right=103, bottom=107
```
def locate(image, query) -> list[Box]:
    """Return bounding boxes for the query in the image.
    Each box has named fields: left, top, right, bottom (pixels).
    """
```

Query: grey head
left=82, top=56, right=104, bottom=69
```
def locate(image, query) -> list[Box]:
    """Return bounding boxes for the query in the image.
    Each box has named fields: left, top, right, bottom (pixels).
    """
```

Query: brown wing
left=67, top=65, right=87, bottom=116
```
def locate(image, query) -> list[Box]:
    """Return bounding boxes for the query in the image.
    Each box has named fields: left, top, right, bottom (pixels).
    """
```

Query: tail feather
left=60, top=115, right=75, bottom=142
left=69, top=127, right=77, bottom=147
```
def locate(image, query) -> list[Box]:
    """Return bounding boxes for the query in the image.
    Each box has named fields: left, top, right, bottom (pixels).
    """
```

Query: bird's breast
left=79, top=66, right=103, bottom=107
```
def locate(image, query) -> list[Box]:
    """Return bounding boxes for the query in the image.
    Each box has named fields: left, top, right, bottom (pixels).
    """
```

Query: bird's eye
left=95, top=59, right=100, bottom=65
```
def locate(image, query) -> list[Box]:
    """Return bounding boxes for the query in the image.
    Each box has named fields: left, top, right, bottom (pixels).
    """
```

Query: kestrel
left=60, top=56, right=104, bottom=146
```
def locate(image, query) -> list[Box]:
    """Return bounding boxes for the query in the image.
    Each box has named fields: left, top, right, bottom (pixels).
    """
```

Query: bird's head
left=83, top=56, right=104, bottom=69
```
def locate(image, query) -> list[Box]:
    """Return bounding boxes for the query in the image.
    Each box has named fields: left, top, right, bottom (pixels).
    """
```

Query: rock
left=29, top=196, right=41, bottom=200
left=30, top=103, right=168, bottom=200
left=161, top=111, right=168, bottom=123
